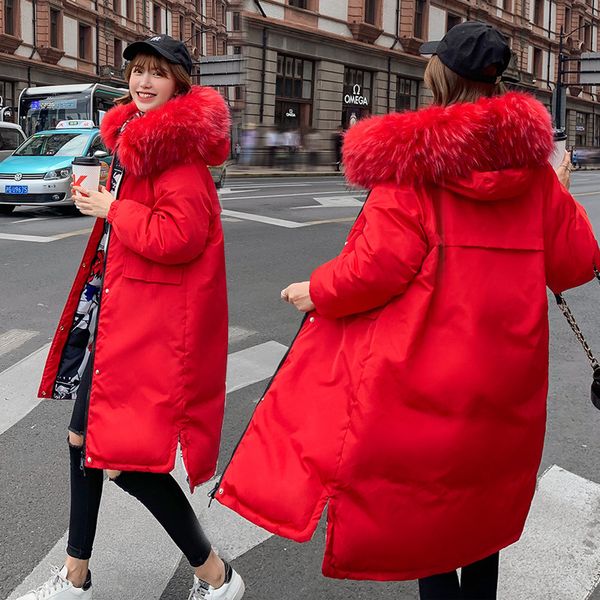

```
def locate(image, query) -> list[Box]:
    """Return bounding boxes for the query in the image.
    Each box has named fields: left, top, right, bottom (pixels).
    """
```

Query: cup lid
left=72, top=156, right=100, bottom=166
left=553, top=128, right=567, bottom=141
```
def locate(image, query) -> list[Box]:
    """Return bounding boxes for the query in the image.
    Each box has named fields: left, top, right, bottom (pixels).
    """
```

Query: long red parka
left=216, top=93, right=600, bottom=579
left=39, top=86, right=230, bottom=490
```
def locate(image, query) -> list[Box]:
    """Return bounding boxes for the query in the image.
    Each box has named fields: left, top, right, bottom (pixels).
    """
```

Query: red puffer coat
left=215, top=93, right=600, bottom=579
left=39, top=86, right=230, bottom=490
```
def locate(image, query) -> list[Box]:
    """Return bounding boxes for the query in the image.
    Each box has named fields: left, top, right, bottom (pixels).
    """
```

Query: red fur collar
left=100, top=86, right=230, bottom=177
left=342, top=92, right=554, bottom=189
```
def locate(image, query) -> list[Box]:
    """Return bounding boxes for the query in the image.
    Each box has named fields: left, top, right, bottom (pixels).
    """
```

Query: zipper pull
left=207, top=480, right=221, bottom=506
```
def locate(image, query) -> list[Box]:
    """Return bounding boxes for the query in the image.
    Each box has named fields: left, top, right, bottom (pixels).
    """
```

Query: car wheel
left=0, top=205, right=15, bottom=215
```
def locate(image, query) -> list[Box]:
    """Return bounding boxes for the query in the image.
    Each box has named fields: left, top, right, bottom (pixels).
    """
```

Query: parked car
left=0, top=122, right=26, bottom=162
left=0, top=120, right=112, bottom=214
left=209, top=163, right=227, bottom=189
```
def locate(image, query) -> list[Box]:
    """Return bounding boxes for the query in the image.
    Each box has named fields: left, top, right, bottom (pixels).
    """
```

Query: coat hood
left=342, top=92, right=554, bottom=193
left=100, top=86, right=231, bottom=177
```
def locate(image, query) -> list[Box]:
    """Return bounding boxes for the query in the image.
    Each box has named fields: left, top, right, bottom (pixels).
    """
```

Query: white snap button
left=87, top=457, right=92, bottom=463
left=95, top=369, right=100, bottom=375
left=218, top=488, right=224, bottom=495
left=309, top=317, right=315, bottom=323
left=59, top=325, right=64, bottom=331
left=82, top=262, right=86, bottom=268
left=41, top=391, right=46, bottom=397
left=105, top=288, right=110, bottom=294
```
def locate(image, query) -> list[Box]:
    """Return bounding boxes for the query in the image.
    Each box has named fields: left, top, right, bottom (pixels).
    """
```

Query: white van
left=0, top=122, right=26, bottom=162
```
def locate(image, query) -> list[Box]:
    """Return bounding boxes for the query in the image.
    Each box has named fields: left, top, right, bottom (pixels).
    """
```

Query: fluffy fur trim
left=342, top=92, right=554, bottom=189
left=100, top=86, right=230, bottom=176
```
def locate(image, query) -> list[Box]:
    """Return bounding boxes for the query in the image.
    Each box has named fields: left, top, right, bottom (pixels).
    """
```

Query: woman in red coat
left=214, top=22, right=599, bottom=599
left=25, top=36, right=244, bottom=600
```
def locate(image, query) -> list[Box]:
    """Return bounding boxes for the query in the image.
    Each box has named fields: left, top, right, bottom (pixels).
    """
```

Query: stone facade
left=0, top=0, right=231, bottom=119
left=238, top=0, right=600, bottom=160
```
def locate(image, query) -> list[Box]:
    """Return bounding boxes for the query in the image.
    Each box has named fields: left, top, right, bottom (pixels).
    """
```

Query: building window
left=575, top=111, right=587, bottom=146
left=126, top=0, right=134, bottom=19
left=196, top=28, right=202, bottom=56
left=502, top=0, right=512, bottom=13
left=50, top=8, right=61, bottom=48
left=4, top=0, right=15, bottom=36
left=234, top=86, right=243, bottom=101
left=289, top=0, right=308, bottom=8
left=414, top=0, right=425, bottom=38
left=221, top=39, right=226, bottom=54
left=179, top=16, right=184, bottom=40
left=584, top=23, right=591, bottom=49
left=78, top=23, right=91, bottom=59
left=221, top=3, right=225, bottom=22
left=153, top=3, right=161, bottom=32
left=533, top=0, right=543, bottom=26
left=275, top=54, right=314, bottom=130
left=365, top=0, right=378, bottom=25
left=113, top=0, right=120, bottom=13
left=447, top=13, right=461, bottom=32
left=564, top=7, right=571, bottom=29
left=114, top=37, right=123, bottom=68
left=232, top=12, right=241, bottom=30
left=396, top=77, right=419, bottom=112
left=233, top=45, right=241, bottom=54
left=342, top=67, right=372, bottom=128
left=533, top=47, right=543, bottom=79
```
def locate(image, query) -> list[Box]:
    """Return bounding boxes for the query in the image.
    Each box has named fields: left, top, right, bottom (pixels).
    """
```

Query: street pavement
left=2, top=174, right=600, bottom=599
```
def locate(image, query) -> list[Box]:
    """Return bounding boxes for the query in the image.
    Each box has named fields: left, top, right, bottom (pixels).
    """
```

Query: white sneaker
left=188, top=562, right=244, bottom=600
left=16, top=566, right=92, bottom=600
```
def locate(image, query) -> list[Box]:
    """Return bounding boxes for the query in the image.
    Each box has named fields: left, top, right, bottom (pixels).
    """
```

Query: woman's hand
left=556, top=151, right=573, bottom=190
left=281, top=281, right=315, bottom=313
left=72, top=185, right=115, bottom=219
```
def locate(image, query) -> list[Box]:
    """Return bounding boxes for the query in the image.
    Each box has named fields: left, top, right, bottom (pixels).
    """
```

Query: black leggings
left=418, top=552, right=499, bottom=600
left=66, top=443, right=212, bottom=566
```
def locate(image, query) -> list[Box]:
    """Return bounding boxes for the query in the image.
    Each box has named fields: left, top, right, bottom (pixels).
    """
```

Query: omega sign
left=344, top=84, right=369, bottom=106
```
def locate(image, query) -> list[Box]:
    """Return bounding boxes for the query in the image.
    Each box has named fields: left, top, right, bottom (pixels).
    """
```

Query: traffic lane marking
left=4, top=340, right=284, bottom=600
left=500, top=465, right=600, bottom=600
left=0, top=329, right=39, bottom=358
left=0, top=228, right=92, bottom=243
left=219, top=190, right=365, bottom=202
left=221, top=210, right=358, bottom=228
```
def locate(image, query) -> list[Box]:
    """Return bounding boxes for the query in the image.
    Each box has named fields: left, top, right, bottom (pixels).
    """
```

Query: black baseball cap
left=419, top=21, right=511, bottom=83
left=124, top=34, right=193, bottom=75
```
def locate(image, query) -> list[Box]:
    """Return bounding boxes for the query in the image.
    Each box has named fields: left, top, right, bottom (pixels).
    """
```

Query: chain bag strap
left=554, top=268, right=600, bottom=409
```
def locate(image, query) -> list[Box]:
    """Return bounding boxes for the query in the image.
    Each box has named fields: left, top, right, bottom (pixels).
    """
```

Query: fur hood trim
left=100, top=86, right=230, bottom=177
left=342, top=92, right=554, bottom=189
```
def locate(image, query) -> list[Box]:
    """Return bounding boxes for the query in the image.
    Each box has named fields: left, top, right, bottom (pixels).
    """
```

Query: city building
left=238, top=0, right=600, bottom=163
left=0, top=0, right=233, bottom=122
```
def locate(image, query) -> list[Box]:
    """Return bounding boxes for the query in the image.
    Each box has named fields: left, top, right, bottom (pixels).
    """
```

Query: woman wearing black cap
left=211, top=21, right=598, bottom=600
left=22, top=35, right=244, bottom=600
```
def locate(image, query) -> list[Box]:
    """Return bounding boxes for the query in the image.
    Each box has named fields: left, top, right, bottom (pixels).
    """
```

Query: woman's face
left=128, top=56, right=177, bottom=113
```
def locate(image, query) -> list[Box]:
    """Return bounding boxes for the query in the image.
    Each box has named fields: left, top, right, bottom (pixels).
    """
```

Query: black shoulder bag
left=554, top=268, right=600, bottom=409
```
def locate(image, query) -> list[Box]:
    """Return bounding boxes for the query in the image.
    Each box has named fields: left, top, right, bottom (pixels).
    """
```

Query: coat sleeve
left=309, top=184, right=429, bottom=319
left=106, top=163, right=214, bottom=265
left=543, top=165, right=600, bottom=293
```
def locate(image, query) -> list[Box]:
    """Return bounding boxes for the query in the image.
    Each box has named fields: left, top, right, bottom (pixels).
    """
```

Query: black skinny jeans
left=66, top=377, right=212, bottom=565
left=418, top=552, right=500, bottom=600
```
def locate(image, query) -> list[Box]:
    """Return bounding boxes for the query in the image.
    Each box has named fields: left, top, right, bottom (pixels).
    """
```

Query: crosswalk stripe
left=5, top=338, right=285, bottom=600
left=221, top=209, right=305, bottom=229
left=0, top=229, right=91, bottom=243
left=500, top=465, right=600, bottom=599
left=0, top=329, right=38, bottom=357
left=0, top=343, right=49, bottom=436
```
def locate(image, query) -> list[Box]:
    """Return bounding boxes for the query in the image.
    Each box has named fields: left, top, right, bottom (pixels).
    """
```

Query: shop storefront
left=342, top=67, right=372, bottom=128
left=275, top=53, right=314, bottom=131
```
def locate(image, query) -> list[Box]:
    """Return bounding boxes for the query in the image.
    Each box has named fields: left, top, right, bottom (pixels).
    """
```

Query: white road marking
left=5, top=339, right=286, bottom=600
left=219, top=188, right=260, bottom=195
left=228, top=326, right=256, bottom=344
left=0, top=343, right=49, bottom=436
left=500, top=465, right=600, bottom=599
left=0, top=329, right=38, bottom=357
left=10, top=216, right=54, bottom=224
left=220, top=190, right=363, bottom=201
left=221, top=209, right=305, bottom=229
left=291, top=196, right=365, bottom=209
left=0, top=228, right=91, bottom=243
left=226, top=341, right=287, bottom=393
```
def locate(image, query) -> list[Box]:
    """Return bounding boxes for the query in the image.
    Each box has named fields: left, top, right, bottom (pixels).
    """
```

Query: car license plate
left=5, top=185, right=28, bottom=194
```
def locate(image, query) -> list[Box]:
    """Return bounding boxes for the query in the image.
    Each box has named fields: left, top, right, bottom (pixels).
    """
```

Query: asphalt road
left=1, top=174, right=600, bottom=600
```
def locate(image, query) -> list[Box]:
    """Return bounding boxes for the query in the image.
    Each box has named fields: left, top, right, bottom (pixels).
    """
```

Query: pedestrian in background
left=25, top=35, right=244, bottom=600
left=214, top=22, right=598, bottom=600
left=333, top=125, right=344, bottom=171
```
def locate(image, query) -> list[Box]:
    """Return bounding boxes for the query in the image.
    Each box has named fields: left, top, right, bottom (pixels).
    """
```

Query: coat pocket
left=122, top=252, right=183, bottom=285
